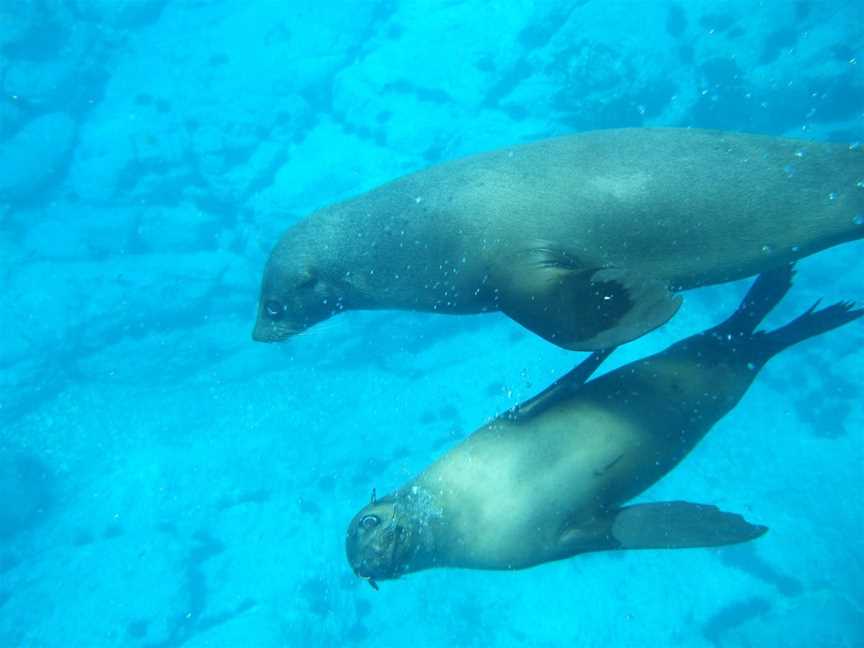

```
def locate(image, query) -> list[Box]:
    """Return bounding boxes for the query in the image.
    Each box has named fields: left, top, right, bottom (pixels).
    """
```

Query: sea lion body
left=345, top=268, right=861, bottom=583
left=408, top=341, right=752, bottom=570
left=255, top=128, right=863, bottom=349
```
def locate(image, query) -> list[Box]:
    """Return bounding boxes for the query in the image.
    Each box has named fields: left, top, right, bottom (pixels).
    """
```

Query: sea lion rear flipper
left=610, top=501, right=768, bottom=550
left=498, top=249, right=681, bottom=350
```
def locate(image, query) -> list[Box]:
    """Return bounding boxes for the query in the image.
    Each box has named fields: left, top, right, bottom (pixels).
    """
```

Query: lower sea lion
left=254, top=128, right=863, bottom=350
left=345, top=266, right=861, bottom=587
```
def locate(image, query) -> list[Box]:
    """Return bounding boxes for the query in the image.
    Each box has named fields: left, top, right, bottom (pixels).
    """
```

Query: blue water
left=1, top=1, right=862, bottom=646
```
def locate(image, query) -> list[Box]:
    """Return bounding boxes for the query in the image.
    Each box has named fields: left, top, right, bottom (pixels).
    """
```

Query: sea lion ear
left=370, top=488, right=377, bottom=504
left=297, top=267, right=318, bottom=288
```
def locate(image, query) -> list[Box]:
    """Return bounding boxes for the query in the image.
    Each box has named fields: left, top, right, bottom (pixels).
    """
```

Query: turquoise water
left=1, top=1, right=863, bottom=646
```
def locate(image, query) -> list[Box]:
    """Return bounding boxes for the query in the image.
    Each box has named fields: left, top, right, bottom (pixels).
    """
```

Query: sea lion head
left=252, top=230, right=346, bottom=342
left=345, top=493, right=413, bottom=588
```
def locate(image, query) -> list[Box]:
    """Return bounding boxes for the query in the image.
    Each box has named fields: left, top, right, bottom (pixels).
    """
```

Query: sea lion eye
left=264, top=299, right=285, bottom=319
left=360, top=514, right=380, bottom=530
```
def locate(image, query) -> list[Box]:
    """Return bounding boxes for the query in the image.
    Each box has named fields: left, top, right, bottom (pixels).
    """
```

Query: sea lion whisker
left=291, top=319, right=344, bottom=339
left=290, top=327, right=326, bottom=340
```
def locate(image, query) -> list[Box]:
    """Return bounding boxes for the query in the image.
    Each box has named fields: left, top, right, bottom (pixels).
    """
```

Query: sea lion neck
left=389, top=485, right=447, bottom=574
left=304, top=194, right=483, bottom=313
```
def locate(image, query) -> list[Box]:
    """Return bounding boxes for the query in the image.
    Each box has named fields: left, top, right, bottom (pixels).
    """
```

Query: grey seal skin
left=345, top=266, right=861, bottom=587
left=254, top=128, right=863, bottom=350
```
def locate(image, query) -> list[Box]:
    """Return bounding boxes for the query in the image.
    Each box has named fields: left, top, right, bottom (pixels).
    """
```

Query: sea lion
left=345, top=266, right=861, bottom=587
left=254, top=128, right=863, bottom=350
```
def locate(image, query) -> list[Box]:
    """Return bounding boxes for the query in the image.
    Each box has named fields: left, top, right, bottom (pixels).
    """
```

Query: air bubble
left=853, top=214, right=864, bottom=226
left=761, top=244, right=773, bottom=254
left=783, top=164, right=796, bottom=178
left=828, top=192, right=838, bottom=201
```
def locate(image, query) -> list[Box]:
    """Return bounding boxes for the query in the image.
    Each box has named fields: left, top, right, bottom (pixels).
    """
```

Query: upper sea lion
left=345, top=266, right=861, bottom=587
left=254, top=128, right=863, bottom=350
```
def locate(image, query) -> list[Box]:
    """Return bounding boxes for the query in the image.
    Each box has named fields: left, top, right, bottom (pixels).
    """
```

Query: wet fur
left=345, top=267, right=862, bottom=577
left=257, top=128, right=863, bottom=348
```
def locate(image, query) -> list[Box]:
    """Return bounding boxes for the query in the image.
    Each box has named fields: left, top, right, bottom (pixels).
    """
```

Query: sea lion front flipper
left=508, top=347, right=615, bottom=421
left=610, top=501, right=768, bottom=550
left=498, top=250, right=682, bottom=350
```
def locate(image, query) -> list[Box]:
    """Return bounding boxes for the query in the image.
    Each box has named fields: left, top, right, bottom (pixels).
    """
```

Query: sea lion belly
left=418, top=404, right=651, bottom=568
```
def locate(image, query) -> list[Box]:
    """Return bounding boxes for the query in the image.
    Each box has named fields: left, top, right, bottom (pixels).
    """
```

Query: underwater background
left=1, top=1, right=863, bottom=646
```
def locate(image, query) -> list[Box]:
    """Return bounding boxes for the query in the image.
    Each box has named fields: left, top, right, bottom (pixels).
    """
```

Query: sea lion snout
left=345, top=500, right=405, bottom=583
left=253, top=255, right=346, bottom=342
left=251, top=296, right=335, bottom=341
left=252, top=300, right=306, bottom=342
